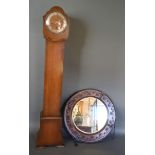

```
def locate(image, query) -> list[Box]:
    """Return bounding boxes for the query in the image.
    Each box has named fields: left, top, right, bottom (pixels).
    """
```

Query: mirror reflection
left=72, top=97, right=108, bottom=134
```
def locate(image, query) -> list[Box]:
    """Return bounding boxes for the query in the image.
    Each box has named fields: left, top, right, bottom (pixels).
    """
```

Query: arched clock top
left=43, top=6, right=69, bottom=42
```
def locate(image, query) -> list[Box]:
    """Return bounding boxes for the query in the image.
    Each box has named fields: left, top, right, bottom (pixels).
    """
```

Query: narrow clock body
left=36, top=6, right=69, bottom=147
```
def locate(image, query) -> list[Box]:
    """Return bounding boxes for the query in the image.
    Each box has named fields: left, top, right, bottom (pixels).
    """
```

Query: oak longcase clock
left=36, top=6, right=69, bottom=147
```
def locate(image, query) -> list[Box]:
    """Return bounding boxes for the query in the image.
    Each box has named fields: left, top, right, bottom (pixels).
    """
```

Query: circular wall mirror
left=72, top=97, right=108, bottom=134
left=64, top=89, right=116, bottom=143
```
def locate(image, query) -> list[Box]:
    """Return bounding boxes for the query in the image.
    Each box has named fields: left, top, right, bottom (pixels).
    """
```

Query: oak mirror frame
left=64, top=89, right=116, bottom=143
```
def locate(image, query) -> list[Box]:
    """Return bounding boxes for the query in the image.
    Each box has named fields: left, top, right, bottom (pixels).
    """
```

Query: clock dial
left=45, top=12, right=67, bottom=34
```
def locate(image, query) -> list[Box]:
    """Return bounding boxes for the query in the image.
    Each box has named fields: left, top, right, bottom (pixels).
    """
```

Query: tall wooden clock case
left=36, top=6, right=69, bottom=147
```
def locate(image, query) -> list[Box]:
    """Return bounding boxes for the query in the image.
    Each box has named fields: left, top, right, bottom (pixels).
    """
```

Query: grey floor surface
left=29, top=132, right=125, bottom=155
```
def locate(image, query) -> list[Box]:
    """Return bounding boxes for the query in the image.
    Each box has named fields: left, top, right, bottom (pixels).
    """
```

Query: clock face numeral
left=45, top=12, right=67, bottom=34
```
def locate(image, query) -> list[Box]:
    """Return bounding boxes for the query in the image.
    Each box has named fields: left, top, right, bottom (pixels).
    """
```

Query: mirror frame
left=64, top=89, right=116, bottom=143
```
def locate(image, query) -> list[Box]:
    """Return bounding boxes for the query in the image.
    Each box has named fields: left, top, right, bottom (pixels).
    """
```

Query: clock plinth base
left=36, top=116, right=64, bottom=147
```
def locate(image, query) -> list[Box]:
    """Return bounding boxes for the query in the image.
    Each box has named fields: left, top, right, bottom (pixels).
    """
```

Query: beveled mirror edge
left=64, top=88, right=116, bottom=143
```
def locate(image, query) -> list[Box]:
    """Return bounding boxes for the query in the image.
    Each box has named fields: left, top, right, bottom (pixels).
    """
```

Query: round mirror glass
left=72, top=97, right=108, bottom=134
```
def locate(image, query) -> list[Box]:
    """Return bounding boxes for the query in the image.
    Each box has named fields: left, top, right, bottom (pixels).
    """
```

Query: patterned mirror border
left=64, top=89, right=116, bottom=143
